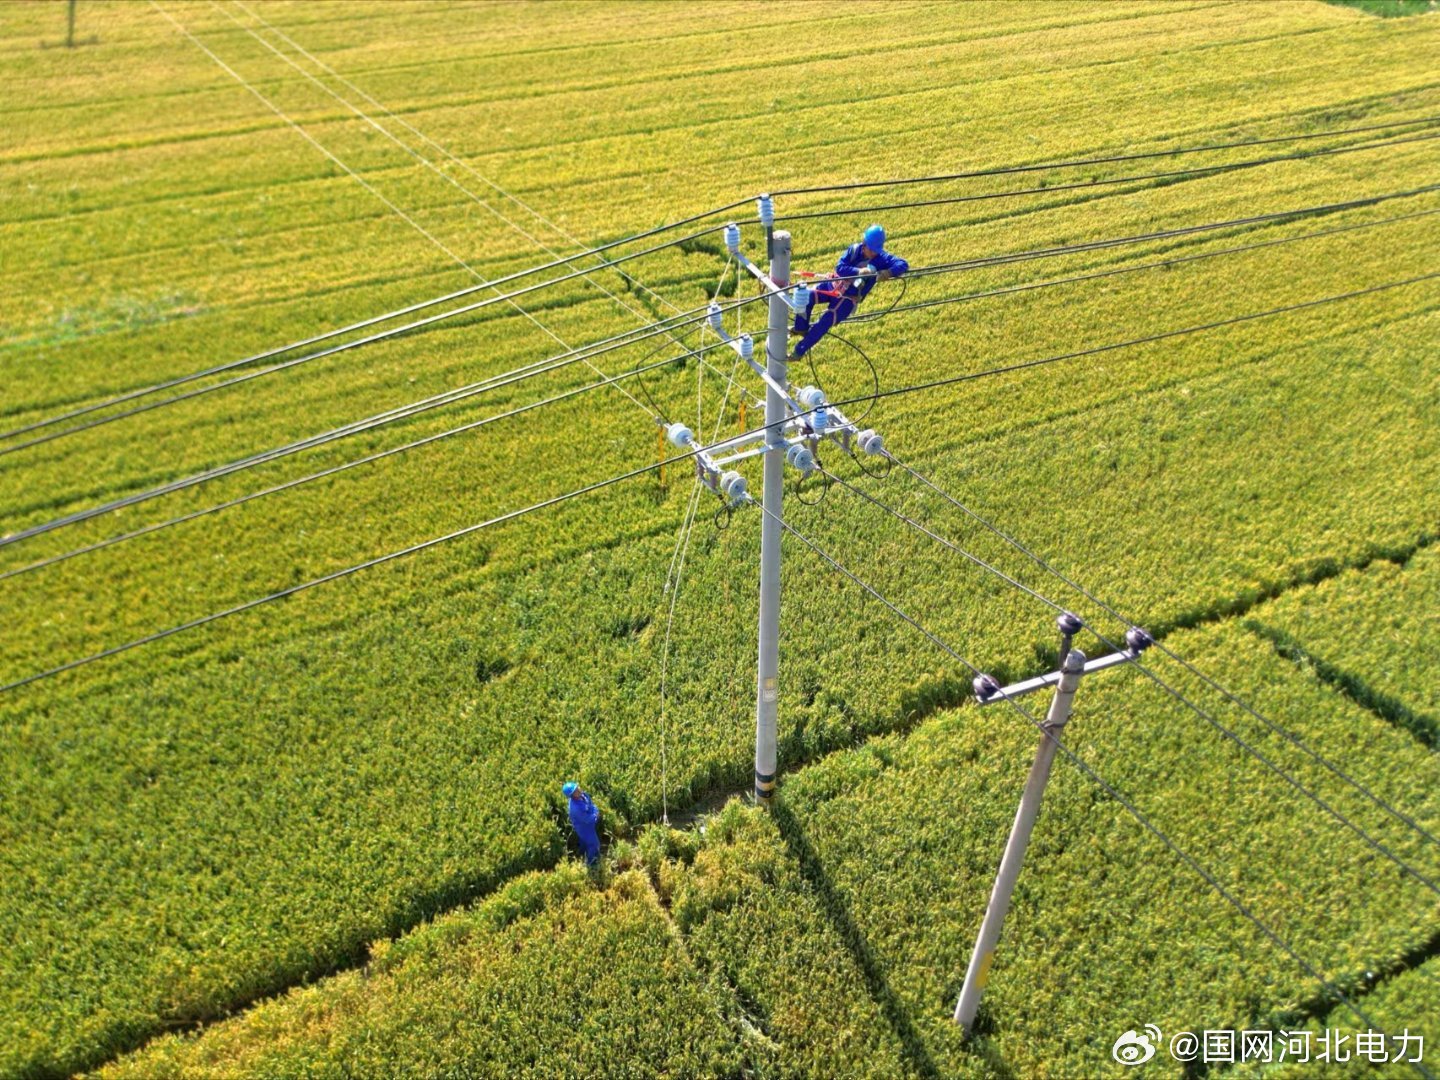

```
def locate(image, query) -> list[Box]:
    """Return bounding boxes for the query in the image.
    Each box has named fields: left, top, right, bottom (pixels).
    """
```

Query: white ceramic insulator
left=796, top=385, right=827, bottom=410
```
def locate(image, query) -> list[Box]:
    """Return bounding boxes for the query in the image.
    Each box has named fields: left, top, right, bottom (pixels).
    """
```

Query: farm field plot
left=100, top=604, right=1440, bottom=1078
left=1240, top=547, right=1440, bottom=747
left=2, top=1, right=1438, bottom=1076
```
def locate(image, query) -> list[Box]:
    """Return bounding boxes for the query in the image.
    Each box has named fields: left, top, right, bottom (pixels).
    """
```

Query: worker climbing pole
left=789, top=224, right=909, bottom=362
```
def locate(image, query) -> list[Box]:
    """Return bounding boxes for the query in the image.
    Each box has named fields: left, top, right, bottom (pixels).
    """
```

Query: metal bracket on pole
left=954, top=615, right=1153, bottom=1035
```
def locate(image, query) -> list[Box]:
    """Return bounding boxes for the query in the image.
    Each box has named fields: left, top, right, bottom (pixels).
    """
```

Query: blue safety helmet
left=562, top=781, right=579, bottom=798
left=863, top=224, right=886, bottom=253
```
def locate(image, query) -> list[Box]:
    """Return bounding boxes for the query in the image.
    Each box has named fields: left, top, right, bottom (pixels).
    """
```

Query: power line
left=847, top=203, right=1440, bottom=326
left=825, top=464, right=1440, bottom=901
left=0, top=208, right=743, bottom=459
left=773, top=131, right=1440, bottom=223
left=7, top=270, right=1434, bottom=686
left=844, top=270, right=1440, bottom=413
left=899, top=184, right=1440, bottom=283
left=0, top=448, right=696, bottom=695
left=885, top=453, right=1440, bottom=853
left=151, top=2, right=657, bottom=427
left=10, top=175, right=1427, bottom=463
left=0, top=346, right=722, bottom=583
left=0, top=329, right=739, bottom=551
left=758, top=504, right=1426, bottom=1077
left=8, top=263, right=1431, bottom=556
left=770, top=115, right=1440, bottom=196
left=215, top=1, right=744, bottom=415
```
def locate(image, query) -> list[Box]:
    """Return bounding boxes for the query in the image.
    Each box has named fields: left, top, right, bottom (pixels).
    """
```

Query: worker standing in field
left=563, top=781, right=601, bottom=866
left=790, top=224, right=908, bottom=361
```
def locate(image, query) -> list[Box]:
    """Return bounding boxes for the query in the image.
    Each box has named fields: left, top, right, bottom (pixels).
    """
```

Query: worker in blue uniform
left=563, top=781, right=601, bottom=865
left=790, top=224, right=908, bottom=360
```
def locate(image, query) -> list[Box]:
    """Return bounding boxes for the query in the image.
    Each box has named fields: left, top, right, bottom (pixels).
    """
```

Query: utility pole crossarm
left=971, top=626, right=1154, bottom=705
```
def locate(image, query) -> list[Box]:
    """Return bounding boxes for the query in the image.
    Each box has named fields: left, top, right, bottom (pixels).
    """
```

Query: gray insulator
left=786, top=443, right=815, bottom=474
left=707, top=302, right=724, bottom=337
left=1057, top=611, right=1084, bottom=636
left=790, top=284, right=811, bottom=313
left=973, top=673, right=1002, bottom=702
left=738, top=334, right=753, bottom=361
left=1125, top=626, right=1154, bottom=653
left=856, top=429, right=885, bottom=456
left=724, top=222, right=741, bottom=256
left=756, top=194, right=775, bottom=227
left=665, top=422, right=694, bottom=449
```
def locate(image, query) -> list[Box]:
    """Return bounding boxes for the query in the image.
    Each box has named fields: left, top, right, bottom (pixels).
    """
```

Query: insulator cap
left=724, top=222, right=741, bottom=256
left=796, top=385, right=827, bottom=411
left=665, top=422, right=694, bottom=449
left=720, top=470, right=747, bottom=502
left=1125, top=626, right=1154, bottom=653
left=738, top=334, right=753, bottom=361
left=756, top=194, right=775, bottom=228
left=856, top=429, right=884, bottom=456
left=973, top=673, right=1002, bottom=703
left=1057, top=611, right=1084, bottom=637
left=786, top=443, right=815, bottom=474
left=790, top=284, right=811, bottom=313
left=707, top=301, right=724, bottom=336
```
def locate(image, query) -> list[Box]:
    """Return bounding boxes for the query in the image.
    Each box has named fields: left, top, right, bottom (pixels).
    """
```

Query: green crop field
left=2, top=1, right=1438, bottom=1076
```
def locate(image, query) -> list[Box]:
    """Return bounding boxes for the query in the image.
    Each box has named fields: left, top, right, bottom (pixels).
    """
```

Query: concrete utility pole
left=955, top=617, right=1153, bottom=1033
left=753, top=229, right=791, bottom=806
left=672, top=211, right=884, bottom=807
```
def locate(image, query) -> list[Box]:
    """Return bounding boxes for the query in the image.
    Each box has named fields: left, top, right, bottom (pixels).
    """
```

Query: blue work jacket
left=835, top=243, right=909, bottom=301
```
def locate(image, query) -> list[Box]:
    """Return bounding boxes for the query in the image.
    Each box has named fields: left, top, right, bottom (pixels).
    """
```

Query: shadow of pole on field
left=770, top=797, right=943, bottom=1080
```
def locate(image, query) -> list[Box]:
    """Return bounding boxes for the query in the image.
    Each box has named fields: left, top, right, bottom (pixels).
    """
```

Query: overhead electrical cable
left=772, top=130, right=1440, bottom=223
left=770, top=114, right=1440, bottom=196
left=6, top=170, right=1430, bottom=461
left=4, top=266, right=1432, bottom=559
left=759, top=505, right=1426, bottom=1079
left=151, top=1, right=658, bottom=429
left=0, top=345, right=731, bottom=583
left=884, top=452, right=1440, bottom=853
left=822, top=466, right=1440, bottom=900
left=12, top=106, right=1434, bottom=450
left=5, top=271, right=1435, bottom=687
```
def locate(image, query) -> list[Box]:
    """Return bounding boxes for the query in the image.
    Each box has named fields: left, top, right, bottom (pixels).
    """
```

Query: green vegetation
left=1328, top=0, right=1437, bottom=18
left=103, top=605, right=1440, bottom=1077
left=1, top=1, right=1437, bottom=1075
left=1243, top=548, right=1440, bottom=747
left=98, top=863, right=743, bottom=1078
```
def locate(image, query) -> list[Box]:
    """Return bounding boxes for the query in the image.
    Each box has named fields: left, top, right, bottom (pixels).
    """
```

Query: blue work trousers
left=792, top=287, right=858, bottom=358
